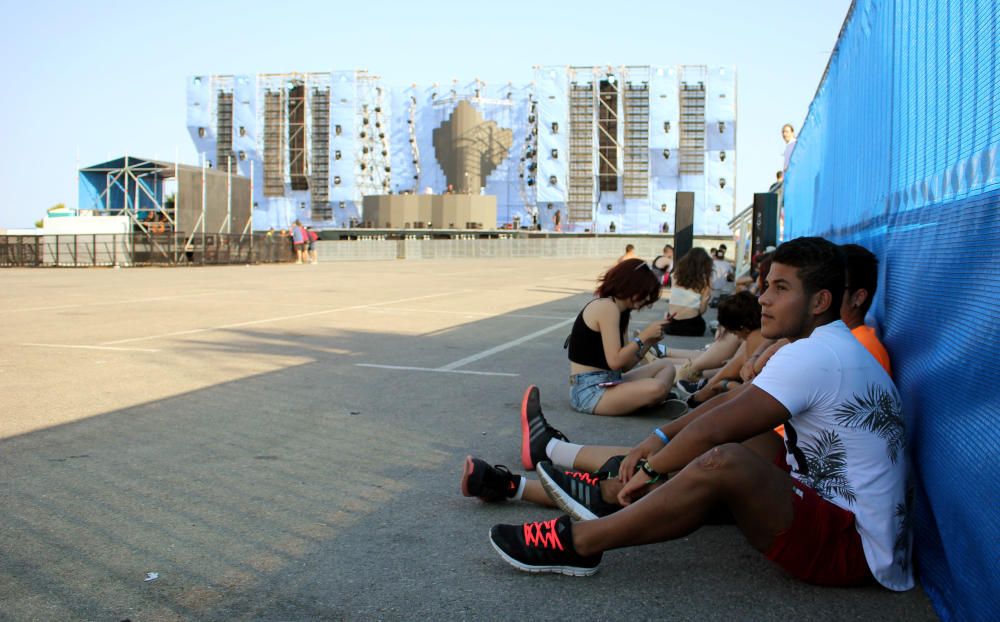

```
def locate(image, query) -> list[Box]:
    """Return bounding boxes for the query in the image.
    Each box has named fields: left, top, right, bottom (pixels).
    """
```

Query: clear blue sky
left=0, top=0, right=851, bottom=228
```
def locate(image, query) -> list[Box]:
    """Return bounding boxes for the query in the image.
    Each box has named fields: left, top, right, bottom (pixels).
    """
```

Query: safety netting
left=782, top=1, right=999, bottom=620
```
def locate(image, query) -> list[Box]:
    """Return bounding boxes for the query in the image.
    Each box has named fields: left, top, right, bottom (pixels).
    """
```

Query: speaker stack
left=752, top=192, right=779, bottom=258
left=673, top=191, right=694, bottom=260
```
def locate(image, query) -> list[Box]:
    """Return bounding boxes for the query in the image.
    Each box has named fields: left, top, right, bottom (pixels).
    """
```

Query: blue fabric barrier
left=781, top=1, right=999, bottom=620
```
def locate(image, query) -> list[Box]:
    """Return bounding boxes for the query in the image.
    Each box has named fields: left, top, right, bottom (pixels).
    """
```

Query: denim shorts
left=569, top=370, right=623, bottom=414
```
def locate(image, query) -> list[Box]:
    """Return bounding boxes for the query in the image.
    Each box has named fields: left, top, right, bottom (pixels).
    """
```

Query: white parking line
left=358, top=316, right=574, bottom=377
left=22, top=343, right=160, bottom=353
left=438, top=318, right=574, bottom=370
left=355, top=364, right=518, bottom=377
left=99, top=291, right=466, bottom=345
left=0, top=292, right=219, bottom=315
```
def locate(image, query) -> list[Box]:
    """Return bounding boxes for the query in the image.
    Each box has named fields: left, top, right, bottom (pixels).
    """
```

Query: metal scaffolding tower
left=568, top=81, right=595, bottom=223
left=310, top=75, right=332, bottom=219
left=215, top=88, right=235, bottom=171
left=597, top=78, right=620, bottom=193
left=679, top=81, right=706, bottom=175
left=262, top=88, right=285, bottom=196
left=356, top=74, right=391, bottom=196
left=288, top=82, right=308, bottom=191
left=622, top=81, right=650, bottom=198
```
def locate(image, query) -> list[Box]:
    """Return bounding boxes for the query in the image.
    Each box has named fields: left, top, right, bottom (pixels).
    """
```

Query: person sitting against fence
left=485, top=236, right=912, bottom=592
left=666, top=291, right=769, bottom=400
left=475, top=241, right=895, bottom=516
left=741, top=243, right=891, bottom=383
left=556, top=258, right=688, bottom=420
left=663, top=247, right=713, bottom=336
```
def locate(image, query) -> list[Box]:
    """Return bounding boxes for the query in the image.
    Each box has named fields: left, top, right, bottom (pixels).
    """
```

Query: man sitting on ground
left=487, top=237, right=913, bottom=590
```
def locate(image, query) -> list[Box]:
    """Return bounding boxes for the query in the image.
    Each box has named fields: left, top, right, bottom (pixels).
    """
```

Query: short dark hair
left=625, top=244, right=635, bottom=252
left=841, top=243, right=879, bottom=315
left=771, top=237, right=846, bottom=318
left=596, top=258, right=661, bottom=309
left=716, top=291, right=761, bottom=332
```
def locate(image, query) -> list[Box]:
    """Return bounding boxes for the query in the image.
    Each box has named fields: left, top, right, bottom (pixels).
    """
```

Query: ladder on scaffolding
left=311, top=86, right=332, bottom=219
left=215, top=90, right=235, bottom=172
left=679, top=82, right=706, bottom=175
left=262, top=89, right=285, bottom=196
left=568, top=82, right=594, bottom=223
left=623, top=82, right=650, bottom=199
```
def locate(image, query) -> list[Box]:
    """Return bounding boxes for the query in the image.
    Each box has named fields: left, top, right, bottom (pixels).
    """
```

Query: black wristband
left=639, top=459, right=660, bottom=479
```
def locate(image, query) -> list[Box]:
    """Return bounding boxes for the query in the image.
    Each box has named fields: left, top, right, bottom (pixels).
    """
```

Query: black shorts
left=663, top=315, right=705, bottom=337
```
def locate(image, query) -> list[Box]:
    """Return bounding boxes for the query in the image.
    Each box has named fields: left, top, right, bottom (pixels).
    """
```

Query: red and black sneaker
left=461, top=456, right=521, bottom=502
left=520, top=385, right=569, bottom=471
left=489, top=515, right=602, bottom=576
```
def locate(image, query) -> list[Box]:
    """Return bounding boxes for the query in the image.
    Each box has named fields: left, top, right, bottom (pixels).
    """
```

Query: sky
left=0, top=0, right=852, bottom=229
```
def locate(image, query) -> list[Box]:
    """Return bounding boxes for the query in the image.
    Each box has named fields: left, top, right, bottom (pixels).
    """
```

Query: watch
left=639, top=459, right=660, bottom=479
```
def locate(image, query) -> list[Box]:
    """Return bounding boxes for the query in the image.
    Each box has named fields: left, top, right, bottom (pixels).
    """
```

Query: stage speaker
left=752, top=192, right=779, bottom=258
left=674, top=192, right=694, bottom=260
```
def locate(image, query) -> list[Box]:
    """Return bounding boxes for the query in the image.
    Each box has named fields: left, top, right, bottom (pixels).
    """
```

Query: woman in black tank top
left=565, top=258, right=686, bottom=417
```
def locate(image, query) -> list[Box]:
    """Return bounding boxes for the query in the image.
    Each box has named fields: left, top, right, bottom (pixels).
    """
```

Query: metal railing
left=0, top=233, right=296, bottom=267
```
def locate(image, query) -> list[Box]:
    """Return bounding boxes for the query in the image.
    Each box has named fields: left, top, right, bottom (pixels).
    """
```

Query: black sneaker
left=520, top=385, right=568, bottom=470
left=678, top=379, right=702, bottom=394
left=489, top=515, right=602, bottom=576
left=537, top=461, right=622, bottom=521
left=461, top=456, right=521, bottom=502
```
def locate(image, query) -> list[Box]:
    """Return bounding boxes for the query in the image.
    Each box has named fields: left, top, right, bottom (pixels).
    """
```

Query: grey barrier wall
left=2, top=234, right=734, bottom=266
left=315, top=236, right=734, bottom=262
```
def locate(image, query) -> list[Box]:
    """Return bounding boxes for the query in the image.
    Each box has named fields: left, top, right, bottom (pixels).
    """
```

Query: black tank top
left=567, top=299, right=628, bottom=370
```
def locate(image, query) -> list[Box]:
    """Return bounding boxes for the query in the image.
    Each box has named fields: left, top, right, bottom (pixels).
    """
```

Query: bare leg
left=571, top=443, right=794, bottom=556
left=521, top=479, right=557, bottom=507
left=592, top=359, right=676, bottom=416
left=573, top=445, right=630, bottom=471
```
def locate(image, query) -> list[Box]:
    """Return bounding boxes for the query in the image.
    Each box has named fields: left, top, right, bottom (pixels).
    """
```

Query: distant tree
left=47, top=203, right=66, bottom=213
left=164, top=193, right=176, bottom=211
left=35, top=219, right=44, bottom=228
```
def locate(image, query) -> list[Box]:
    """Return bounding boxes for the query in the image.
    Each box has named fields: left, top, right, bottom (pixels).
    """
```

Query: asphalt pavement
left=0, top=258, right=939, bottom=621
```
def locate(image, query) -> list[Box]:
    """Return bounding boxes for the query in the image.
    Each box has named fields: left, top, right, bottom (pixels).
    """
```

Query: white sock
left=511, top=476, right=526, bottom=501
left=547, top=438, right=584, bottom=468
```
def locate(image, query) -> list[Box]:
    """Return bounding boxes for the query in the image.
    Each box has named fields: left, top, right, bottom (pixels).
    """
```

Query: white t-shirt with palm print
left=753, top=320, right=913, bottom=591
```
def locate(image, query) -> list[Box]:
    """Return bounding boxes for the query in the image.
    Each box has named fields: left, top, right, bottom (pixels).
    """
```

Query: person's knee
left=692, top=443, right=751, bottom=474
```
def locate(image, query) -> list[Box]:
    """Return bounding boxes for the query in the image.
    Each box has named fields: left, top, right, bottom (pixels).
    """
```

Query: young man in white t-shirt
left=488, top=237, right=913, bottom=590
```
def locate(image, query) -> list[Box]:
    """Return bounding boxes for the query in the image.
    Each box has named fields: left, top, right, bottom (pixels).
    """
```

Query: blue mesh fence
left=782, top=1, right=999, bottom=619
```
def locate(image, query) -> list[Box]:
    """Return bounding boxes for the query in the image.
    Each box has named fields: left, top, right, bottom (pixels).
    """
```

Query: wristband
left=653, top=428, right=669, bottom=444
left=632, top=336, right=645, bottom=358
left=640, top=459, right=661, bottom=479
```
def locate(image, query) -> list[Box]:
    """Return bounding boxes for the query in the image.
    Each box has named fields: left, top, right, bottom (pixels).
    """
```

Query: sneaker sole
left=537, top=465, right=599, bottom=522
left=460, top=455, right=475, bottom=497
left=488, top=530, right=598, bottom=577
left=520, top=385, right=537, bottom=471
left=658, top=399, right=689, bottom=421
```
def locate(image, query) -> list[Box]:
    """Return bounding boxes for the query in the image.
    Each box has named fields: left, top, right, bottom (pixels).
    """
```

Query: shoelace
left=565, top=470, right=600, bottom=486
left=523, top=518, right=564, bottom=550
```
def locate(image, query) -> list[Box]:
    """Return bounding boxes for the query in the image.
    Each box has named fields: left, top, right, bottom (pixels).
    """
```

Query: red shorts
left=765, top=456, right=873, bottom=586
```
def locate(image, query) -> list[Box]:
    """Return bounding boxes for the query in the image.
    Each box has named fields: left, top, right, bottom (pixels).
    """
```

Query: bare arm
left=619, top=386, right=789, bottom=504
left=592, top=300, right=665, bottom=371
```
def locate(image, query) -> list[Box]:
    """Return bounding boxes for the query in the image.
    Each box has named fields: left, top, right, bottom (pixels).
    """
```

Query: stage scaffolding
left=77, top=155, right=254, bottom=265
